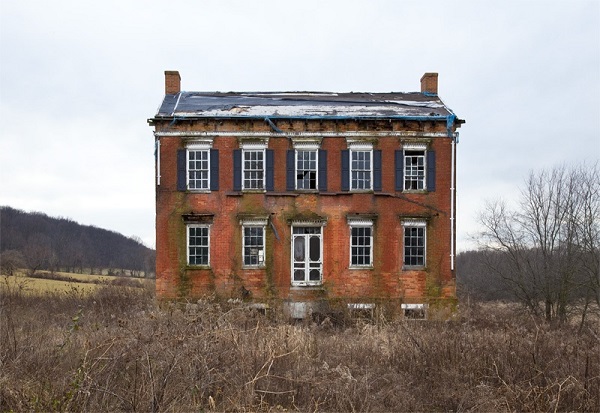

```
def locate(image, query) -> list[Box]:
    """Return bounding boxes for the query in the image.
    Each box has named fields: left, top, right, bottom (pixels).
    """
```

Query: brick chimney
left=420, top=72, right=438, bottom=94
left=165, top=70, right=181, bottom=95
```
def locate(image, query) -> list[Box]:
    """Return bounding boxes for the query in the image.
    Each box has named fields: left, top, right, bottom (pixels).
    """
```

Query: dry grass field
left=1, top=277, right=599, bottom=412
left=0, top=271, right=153, bottom=295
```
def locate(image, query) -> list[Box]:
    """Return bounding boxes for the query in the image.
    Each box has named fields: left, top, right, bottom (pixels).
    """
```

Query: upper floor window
left=404, top=150, right=425, bottom=190
left=243, top=149, right=265, bottom=190
left=188, top=149, right=210, bottom=190
left=395, top=142, right=435, bottom=192
left=234, top=140, right=274, bottom=192
left=402, top=219, right=426, bottom=268
left=187, top=224, right=210, bottom=266
left=296, top=150, right=318, bottom=190
left=286, top=139, right=327, bottom=192
left=351, top=148, right=372, bottom=190
left=177, top=139, right=219, bottom=192
left=341, top=141, right=381, bottom=192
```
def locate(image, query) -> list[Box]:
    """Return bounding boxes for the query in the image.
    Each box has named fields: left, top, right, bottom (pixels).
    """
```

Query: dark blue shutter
left=395, top=150, right=404, bottom=191
left=286, top=150, right=295, bottom=191
left=210, top=149, right=219, bottom=191
left=177, top=149, right=186, bottom=191
left=233, top=149, right=242, bottom=191
left=266, top=149, right=274, bottom=191
left=373, top=149, right=382, bottom=191
left=426, top=150, right=436, bottom=192
left=341, top=149, right=350, bottom=191
left=318, top=150, right=327, bottom=192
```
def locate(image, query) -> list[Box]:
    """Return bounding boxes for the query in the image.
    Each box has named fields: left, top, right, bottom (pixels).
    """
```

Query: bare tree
left=477, top=163, right=600, bottom=323
left=0, top=250, right=25, bottom=276
left=22, top=233, right=54, bottom=276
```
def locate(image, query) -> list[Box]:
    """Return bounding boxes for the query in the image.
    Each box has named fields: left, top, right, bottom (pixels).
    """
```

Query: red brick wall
left=154, top=119, right=456, bottom=308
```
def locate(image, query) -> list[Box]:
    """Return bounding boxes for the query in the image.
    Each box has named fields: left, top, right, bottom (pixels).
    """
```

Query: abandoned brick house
left=148, top=70, right=464, bottom=318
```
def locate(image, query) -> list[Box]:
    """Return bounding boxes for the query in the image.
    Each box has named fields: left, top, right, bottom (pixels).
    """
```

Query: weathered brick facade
left=149, top=71, right=464, bottom=318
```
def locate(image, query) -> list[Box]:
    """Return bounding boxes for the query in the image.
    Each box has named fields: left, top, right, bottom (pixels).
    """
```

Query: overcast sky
left=1, top=0, right=599, bottom=250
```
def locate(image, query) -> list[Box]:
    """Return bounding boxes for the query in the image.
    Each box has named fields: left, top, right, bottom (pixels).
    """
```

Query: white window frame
left=241, top=141, right=267, bottom=191
left=402, top=219, right=427, bottom=268
left=403, top=143, right=427, bottom=192
left=293, top=140, right=321, bottom=191
left=348, top=218, right=374, bottom=268
left=348, top=142, right=373, bottom=191
left=187, top=224, right=210, bottom=266
left=240, top=218, right=268, bottom=268
left=186, top=140, right=213, bottom=192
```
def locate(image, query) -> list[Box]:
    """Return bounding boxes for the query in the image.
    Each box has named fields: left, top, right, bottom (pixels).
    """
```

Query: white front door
left=292, top=226, right=322, bottom=285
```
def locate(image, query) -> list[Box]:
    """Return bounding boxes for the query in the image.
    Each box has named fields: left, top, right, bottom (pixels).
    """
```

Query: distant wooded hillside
left=0, top=206, right=155, bottom=277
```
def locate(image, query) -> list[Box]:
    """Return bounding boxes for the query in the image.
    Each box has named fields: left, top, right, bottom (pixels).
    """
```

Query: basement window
left=402, top=303, right=427, bottom=320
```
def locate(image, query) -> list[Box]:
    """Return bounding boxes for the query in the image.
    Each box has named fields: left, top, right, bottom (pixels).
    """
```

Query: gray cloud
left=1, top=0, right=598, bottom=250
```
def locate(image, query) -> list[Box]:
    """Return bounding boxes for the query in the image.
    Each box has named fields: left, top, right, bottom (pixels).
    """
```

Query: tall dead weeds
left=0, top=286, right=598, bottom=412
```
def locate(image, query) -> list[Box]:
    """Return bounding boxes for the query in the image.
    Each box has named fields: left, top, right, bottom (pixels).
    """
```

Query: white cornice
left=153, top=131, right=452, bottom=138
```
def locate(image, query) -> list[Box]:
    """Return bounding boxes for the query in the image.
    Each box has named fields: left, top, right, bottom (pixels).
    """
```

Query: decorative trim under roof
left=155, top=131, right=453, bottom=139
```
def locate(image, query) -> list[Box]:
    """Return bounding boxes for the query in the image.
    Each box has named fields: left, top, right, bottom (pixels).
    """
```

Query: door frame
left=290, top=224, right=324, bottom=286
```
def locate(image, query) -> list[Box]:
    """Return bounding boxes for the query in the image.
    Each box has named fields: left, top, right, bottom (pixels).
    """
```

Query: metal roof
left=154, top=91, right=457, bottom=120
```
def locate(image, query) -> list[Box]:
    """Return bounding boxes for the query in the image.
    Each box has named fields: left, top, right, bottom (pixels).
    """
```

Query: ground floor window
left=402, top=220, right=426, bottom=267
left=243, top=225, right=265, bottom=267
left=187, top=224, right=210, bottom=266
left=348, top=217, right=374, bottom=268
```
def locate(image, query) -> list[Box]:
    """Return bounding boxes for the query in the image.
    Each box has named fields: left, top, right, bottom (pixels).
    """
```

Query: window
left=243, top=225, right=265, bottom=267
left=342, top=141, right=381, bottom=192
left=176, top=140, right=219, bottom=192
left=348, top=218, right=374, bottom=268
left=286, top=139, right=327, bottom=192
left=395, top=143, right=435, bottom=192
left=404, top=150, right=425, bottom=190
left=402, top=220, right=426, bottom=267
left=188, top=149, right=209, bottom=190
left=402, top=304, right=427, bottom=320
left=296, top=150, right=318, bottom=190
left=243, top=149, right=265, bottom=190
left=351, top=149, right=372, bottom=190
left=187, top=224, right=210, bottom=266
left=234, top=140, right=273, bottom=192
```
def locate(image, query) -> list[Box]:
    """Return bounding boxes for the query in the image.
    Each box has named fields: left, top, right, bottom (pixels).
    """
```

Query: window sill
left=186, top=189, right=211, bottom=194
left=242, top=265, right=266, bottom=270
left=402, top=190, right=429, bottom=194
left=349, top=266, right=374, bottom=270
left=291, top=283, right=323, bottom=288
left=241, top=189, right=266, bottom=194
left=186, top=265, right=211, bottom=270
left=349, top=189, right=374, bottom=194
left=402, top=265, right=426, bottom=271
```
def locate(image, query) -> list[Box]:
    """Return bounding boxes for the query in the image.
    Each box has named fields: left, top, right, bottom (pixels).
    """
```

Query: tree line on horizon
left=0, top=206, right=155, bottom=277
